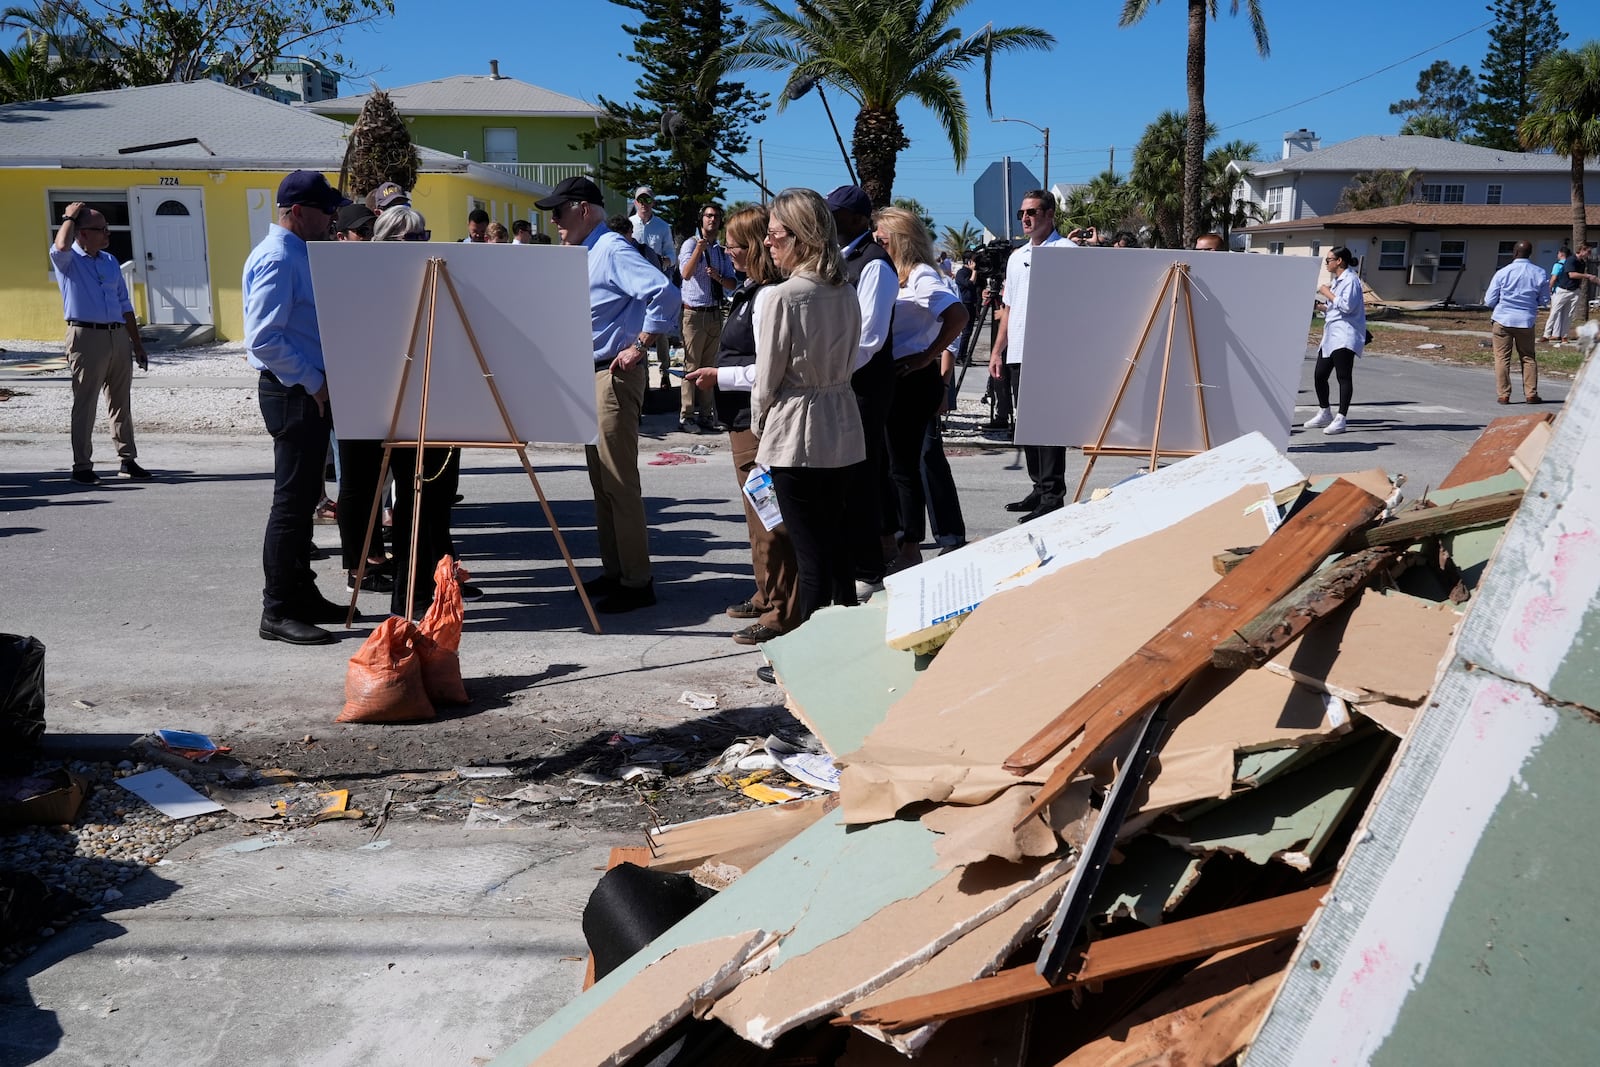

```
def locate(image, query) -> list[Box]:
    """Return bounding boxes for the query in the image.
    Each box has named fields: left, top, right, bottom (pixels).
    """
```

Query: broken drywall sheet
left=645, top=796, right=834, bottom=874
left=1267, top=589, right=1460, bottom=705
left=1091, top=835, right=1209, bottom=928
left=527, top=930, right=768, bottom=1067
left=921, top=779, right=1093, bottom=870
left=489, top=810, right=945, bottom=1066
left=763, top=597, right=923, bottom=756
left=1427, top=470, right=1527, bottom=592
left=881, top=432, right=1304, bottom=651
left=1354, top=699, right=1421, bottom=739
left=841, top=876, right=1066, bottom=1054
left=709, top=854, right=1072, bottom=1048
left=840, top=486, right=1276, bottom=826
left=1161, top=729, right=1394, bottom=869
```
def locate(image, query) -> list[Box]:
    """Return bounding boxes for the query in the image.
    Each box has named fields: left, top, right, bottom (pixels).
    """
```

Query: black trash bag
left=582, top=862, right=715, bottom=983
left=0, top=634, right=46, bottom=773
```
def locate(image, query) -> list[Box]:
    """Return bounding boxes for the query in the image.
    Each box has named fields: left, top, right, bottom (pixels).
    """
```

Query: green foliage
left=1204, top=138, right=1261, bottom=243
left=709, top=0, right=1055, bottom=207
left=0, top=2, right=123, bottom=101
left=578, top=0, right=767, bottom=235
left=1389, top=59, right=1478, bottom=140
left=339, top=88, right=420, bottom=200
left=1519, top=41, right=1600, bottom=250
left=1129, top=109, right=1213, bottom=247
left=891, top=195, right=935, bottom=233
left=1061, top=170, right=1135, bottom=235
left=940, top=220, right=982, bottom=256
left=1473, top=0, right=1565, bottom=151
left=1336, top=168, right=1423, bottom=213
left=1, top=0, right=393, bottom=90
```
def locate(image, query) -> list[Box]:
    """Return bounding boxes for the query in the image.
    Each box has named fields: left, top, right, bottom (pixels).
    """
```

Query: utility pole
left=758, top=139, right=767, bottom=205
left=994, top=116, right=1050, bottom=192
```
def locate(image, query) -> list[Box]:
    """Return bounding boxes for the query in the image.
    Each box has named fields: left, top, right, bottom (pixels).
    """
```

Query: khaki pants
left=585, top=361, right=652, bottom=587
left=681, top=305, right=722, bottom=420
left=1491, top=322, right=1538, bottom=400
left=731, top=428, right=799, bottom=633
left=65, top=323, right=136, bottom=472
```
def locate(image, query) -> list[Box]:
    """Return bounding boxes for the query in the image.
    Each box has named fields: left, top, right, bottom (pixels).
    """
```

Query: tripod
left=951, top=281, right=1010, bottom=432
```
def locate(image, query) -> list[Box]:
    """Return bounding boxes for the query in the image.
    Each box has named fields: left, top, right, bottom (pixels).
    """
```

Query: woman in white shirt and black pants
left=873, top=208, right=970, bottom=570
left=1304, top=246, right=1366, bottom=436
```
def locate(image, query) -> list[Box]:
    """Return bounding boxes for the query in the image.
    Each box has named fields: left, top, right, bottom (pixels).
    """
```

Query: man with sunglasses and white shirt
left=51, top=202, right=151, bottom=485
left=537, top=175, right=681, bottom=614
left=988, top=189, right=1071, bottom=522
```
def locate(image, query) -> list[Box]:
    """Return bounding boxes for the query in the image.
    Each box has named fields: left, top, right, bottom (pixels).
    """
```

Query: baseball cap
left=372, top=181, right=410, bottom=210
left=277, top=170, right=348, bottom=211
left=632, top=185, right=654, bottom=201
left=335, top=203, right=376, bottom=234
left=824, top=185, right=872, bottom=218
left=535, top=175, right=607, bottom=210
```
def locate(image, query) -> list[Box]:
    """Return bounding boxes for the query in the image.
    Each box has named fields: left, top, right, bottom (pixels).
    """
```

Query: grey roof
left=308, top=75, right=603, bottom=117
left=0, top=80, right=545, bottom=192
left=1250, top=134, right=1588, bottom=177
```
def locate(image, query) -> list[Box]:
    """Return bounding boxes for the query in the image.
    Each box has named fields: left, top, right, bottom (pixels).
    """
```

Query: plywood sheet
left=1266, top=589, right=1459, bottom=704
left=840, top=486, right=1274, bottom=826
left=1436, top=411, right=1552, bottom=489
left=1015, top=248, right=1320, bottom=451
left=529, top=930, right=767, bottom=1067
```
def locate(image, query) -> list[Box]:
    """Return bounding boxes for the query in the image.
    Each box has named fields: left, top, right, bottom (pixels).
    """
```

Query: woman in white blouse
left=1303, top=246, right=1366, bottom=436
left=872, top=208, right=970, bottom=570
left=750, top=189, right=865, bottom=624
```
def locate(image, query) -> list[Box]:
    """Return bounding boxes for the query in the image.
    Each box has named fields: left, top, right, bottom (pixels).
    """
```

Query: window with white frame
left=1420, top=183, right=1465, bottom=204
left=483, top=127, right=518, bottom=163
left=1379, top=239, right=1407, bottom=269
left=1310, top=240, right=1321, bottom=258
left=1263, top=186, right=1285, bottom=221
left=1486, top=183, right=1503, bottom=205
left=1496, top=241, right=1516, bottom=269
left=1268, top=241, right=1284, bottom=255
left=1439, top=240, right=1466, bottom=270
left=47, top=192, right=134, bottom=266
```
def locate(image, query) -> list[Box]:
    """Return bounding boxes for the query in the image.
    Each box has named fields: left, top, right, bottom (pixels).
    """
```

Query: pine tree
left=577, top=0, right=766, bottom=236
left=339, top=89, right=421, bottom=200
left=1472, top=0, right=1565, bottom=151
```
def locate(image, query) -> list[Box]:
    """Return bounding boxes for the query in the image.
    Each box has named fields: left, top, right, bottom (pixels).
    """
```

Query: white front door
left=134, top=186, right=212, bottom=325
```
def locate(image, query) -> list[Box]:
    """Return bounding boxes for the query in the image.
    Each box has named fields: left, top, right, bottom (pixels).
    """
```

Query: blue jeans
left=258, top=373, right=331, bottom=618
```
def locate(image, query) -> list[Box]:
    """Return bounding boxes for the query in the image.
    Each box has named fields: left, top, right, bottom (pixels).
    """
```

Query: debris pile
left=491, top=405, right=1575, bottom=1066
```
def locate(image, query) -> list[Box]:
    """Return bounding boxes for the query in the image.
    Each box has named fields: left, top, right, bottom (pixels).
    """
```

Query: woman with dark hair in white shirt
left=1303, top=246, right=1366, bottom=436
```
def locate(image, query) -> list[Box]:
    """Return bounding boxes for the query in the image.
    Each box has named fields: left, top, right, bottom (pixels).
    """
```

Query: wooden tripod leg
left=1181, top=268, right=1212, bottom=451
left=404, top=261, right=442, bottom=623
left=1149, top=265, right=1186, bottom=472
left=516, top=447, right=603, bottom=635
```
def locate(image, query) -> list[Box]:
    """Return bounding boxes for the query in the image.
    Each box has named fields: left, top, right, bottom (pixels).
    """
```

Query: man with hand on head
left=242, top=169, right=350, bottom=646
left=677, top=202, right=736, bottom=432
left=538, top=175, right=681, bottom=614
left=630, top=186, right=678, bottom=386
left=50, top=202, right=151, bottom=484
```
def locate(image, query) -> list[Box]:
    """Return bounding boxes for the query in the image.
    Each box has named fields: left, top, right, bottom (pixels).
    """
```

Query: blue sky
left=341, top=0, right=1594, bottom=231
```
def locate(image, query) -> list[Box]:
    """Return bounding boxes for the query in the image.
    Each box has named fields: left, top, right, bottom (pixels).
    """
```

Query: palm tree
left=1202, top=138, right=1260, bottom=244
left=709, top=0, right=1055, bottom=206
left=1062, top=170, right=1135, bottom=235
left=941, top=220, right=982, bottom=256
left=1119, top=0, right=1269, bottom=248
left=1520, top=41, right=1600, bottom=252
left=1129, top=109, right=1216, bottom=247
left=892, top=195, right=937, bottom=233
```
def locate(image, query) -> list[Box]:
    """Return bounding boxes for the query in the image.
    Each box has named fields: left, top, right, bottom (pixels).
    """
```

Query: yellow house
left=0, top=80, right=553, bottom=342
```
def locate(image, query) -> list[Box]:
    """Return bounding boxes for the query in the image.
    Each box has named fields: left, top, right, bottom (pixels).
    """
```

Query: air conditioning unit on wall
left=1409, top=253, right=1438, bottom=286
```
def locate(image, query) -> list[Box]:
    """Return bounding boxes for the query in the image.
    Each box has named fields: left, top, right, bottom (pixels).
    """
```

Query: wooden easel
left=345, top=257, right=602, bottom=633
left=1072, top=261, right=1213, bottom=502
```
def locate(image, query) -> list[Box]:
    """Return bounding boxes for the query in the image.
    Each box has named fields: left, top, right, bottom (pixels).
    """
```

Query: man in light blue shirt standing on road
left=242, top=170, right=350, bottom=646
left=538, top=175, right=681, bottom=614
left=1485, top=240, right=1552, bottom=405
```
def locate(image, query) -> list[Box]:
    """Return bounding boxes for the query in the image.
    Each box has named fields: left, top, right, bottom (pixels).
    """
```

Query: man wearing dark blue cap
left=242, top=169, right=351, bottom=645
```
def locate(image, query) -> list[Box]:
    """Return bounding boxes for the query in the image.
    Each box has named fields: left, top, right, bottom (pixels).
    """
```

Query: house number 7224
left=159, top=176, right=179, bottom=186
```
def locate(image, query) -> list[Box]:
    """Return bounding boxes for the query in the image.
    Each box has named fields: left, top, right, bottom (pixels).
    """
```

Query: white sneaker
left=1303, top=408, right=1332, bottom=429
left=1323, top=413, right=1348, bottom=435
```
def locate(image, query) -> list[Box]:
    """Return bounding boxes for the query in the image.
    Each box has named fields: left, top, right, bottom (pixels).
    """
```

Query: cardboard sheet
left=881, top=433, right=1304, bottom=651
left=1267, top=589, right=1460, bottom=704
left=840, top=486, right=1276, bottom=826
left=1015, top=248, right=1319, bottom=451
left=308, top=242, right=597, bottom=445
left=709, top=855, right=1071, bottom=1047
left=528, top=930, right=768, bottom=1067
left=922, top=780, right=1092, bottom=870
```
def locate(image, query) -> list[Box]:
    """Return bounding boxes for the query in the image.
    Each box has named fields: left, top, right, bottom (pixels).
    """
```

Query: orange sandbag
left=337, top=616, right=435, bottom=723
left=420, top=555, right=464, bottom=653
left=415, top=628, right=469, bottom=705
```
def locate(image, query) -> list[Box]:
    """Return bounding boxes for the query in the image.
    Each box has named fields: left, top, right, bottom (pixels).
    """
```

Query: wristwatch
left=631, top=338, right=648, bottom=356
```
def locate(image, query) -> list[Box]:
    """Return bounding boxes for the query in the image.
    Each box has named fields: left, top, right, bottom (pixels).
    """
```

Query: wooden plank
left=1211, top=547, right=1401, bottom=670
left=1344, top=489, right=1523, bottom=550
left=1436, top=411, right=1552, bottom=489
left=835, top=886, right=1325, bottom=1033
left=1005, top=480, right=1387, bottom=823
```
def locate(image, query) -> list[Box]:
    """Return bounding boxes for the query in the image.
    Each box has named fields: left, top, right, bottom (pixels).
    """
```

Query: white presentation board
left=307, top=242, right=597, bottom=444
left=1014, top=248, right=1320, bottom=452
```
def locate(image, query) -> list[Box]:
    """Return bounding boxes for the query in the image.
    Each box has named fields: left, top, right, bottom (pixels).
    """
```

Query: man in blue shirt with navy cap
left=242, top=169, right=350, bottom=645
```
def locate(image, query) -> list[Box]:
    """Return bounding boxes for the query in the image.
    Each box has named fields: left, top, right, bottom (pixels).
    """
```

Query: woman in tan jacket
left=753, top=188, right=865, bottom=624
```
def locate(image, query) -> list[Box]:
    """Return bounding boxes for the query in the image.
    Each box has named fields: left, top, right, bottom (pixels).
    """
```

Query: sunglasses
left=401, top=230, right=432, bottom=242
left=1017, top=207, right=1049, bottom=219
left=766, top=229, right=791, bottom=241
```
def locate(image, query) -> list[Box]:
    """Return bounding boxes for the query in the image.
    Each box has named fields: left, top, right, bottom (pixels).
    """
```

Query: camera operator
left=1065, top=224, right=1109, bottom=247
left=989, top=189, right=1074, bottom=521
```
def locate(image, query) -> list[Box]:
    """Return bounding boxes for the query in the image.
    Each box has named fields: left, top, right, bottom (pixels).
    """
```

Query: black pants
left=1314, top=347, right=1356, bottom=415
left=258, top=374, right=331, bottom=618
left=991, top=361, right=1019, bottom=422
left=1024, top=445, right=1068, bottom=508
left=389, top=446, right=459, bottom=618
left=922, top=406, right=966, bottom=546
left=846, top=348, right=895, bottom=580
left=335, top=437, right=388, bottom=571
left=885, top=361, right=945, bottom=547
left=770, top=465, right=855, bottom=626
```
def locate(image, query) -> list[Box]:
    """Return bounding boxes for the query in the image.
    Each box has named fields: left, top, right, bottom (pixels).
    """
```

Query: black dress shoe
left=348, top=569, right=395, bottom=593
left=733, top=622, right=783, bottom=646
left=595, top=580, right=656, bottom=614
left=119, top=459, right=152, bottom=479
left=1018, top=500, right=1063, bottom=524
left=756, top=665, right=777, bottom=685
left=307, top=543, right=329, bottom=561
left=259, top=614, right=333, bottom=645
left=1003, top=494, right=1041, bottom=513
left=578, top=573, right=620, bottom=598
left=726, top=599, right=763, bottom=619
left=70, top=469, right=100, bottom=485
